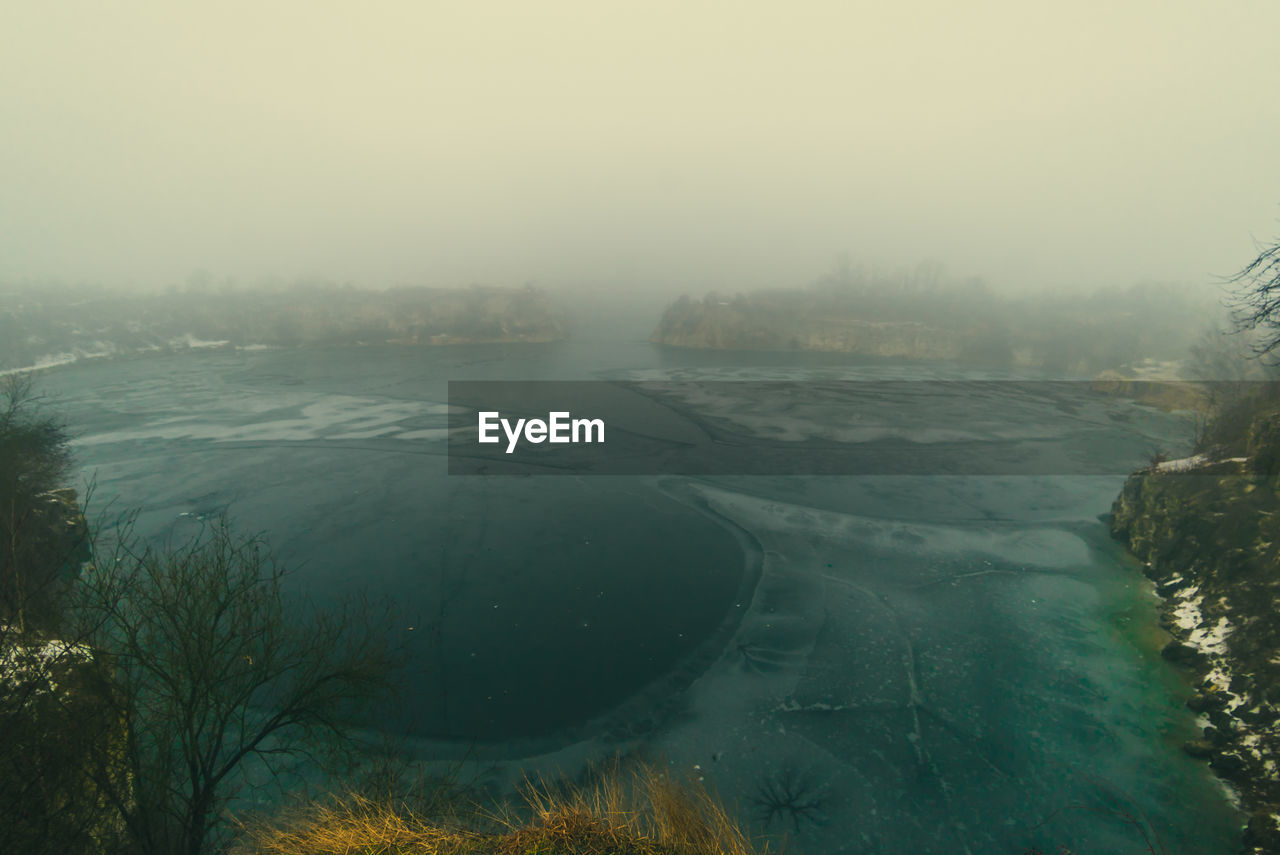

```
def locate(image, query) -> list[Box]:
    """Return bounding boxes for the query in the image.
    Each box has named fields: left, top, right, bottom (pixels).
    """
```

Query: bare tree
left=74, top=517, right=400, bottom=855
left=1228, top=230, right=1280, bottom=361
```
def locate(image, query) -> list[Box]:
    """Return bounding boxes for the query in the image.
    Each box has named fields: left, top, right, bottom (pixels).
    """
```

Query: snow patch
left=1154, top=454, right=1249, bottom=472
left=1203, top=665, right=1245, bottom=713
left=1155, top=454, right=1212, bottom=472
left=1, top=633, right=92, bottom=694
left=1190, top=616, right=1233, bottom=657
left=1172, top=593, right=1204, bottom=631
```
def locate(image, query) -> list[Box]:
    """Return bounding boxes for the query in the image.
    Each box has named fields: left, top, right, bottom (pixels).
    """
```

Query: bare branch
left=1227, top=230, right=1280, bottom=363
left=71, top=514, right=401, bottom=855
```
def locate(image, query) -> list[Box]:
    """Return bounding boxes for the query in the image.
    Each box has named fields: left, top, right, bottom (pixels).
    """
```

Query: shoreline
left=1111, top=462, right=1280, bottom=854
left=2, top=337, right=573, bottom=378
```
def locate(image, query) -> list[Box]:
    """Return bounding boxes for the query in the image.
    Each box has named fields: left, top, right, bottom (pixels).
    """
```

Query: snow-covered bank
left=1112, top=447, right=1280, bottom=853
left=0, top=337, right=270, bottom=376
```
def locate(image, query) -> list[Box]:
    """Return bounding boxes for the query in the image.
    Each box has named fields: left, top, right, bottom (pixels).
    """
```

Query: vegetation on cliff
left=1111, top=388, right=1280, bottom=852
left=1110, top=231, right=1280, bottom=854
left=0, top=373, right=85, bottom=630
left=1, top=372, right=116, bottom=854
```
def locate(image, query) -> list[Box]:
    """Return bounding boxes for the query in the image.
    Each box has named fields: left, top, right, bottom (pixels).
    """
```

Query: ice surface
left=73, top=394, right=450, bottom=445
left=631, top=482, right=1236, bottom=853
left=41, top=346, right=1239, bottom=854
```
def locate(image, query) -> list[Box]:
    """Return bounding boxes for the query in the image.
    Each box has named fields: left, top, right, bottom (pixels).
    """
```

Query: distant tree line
left=653, top=270, right=1222, bottom=376
left=0, top=284, right=569, bottom=371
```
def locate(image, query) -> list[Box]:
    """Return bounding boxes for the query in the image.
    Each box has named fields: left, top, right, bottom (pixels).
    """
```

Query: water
left=40, top=341, right=1241, bottom=853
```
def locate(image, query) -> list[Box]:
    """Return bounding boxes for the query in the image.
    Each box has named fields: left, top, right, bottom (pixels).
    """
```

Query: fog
left=3, top=1, right=1279, bottom=296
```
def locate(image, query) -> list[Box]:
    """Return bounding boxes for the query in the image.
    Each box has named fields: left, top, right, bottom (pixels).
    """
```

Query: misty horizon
left=3, top=2, right=1279, bottom=298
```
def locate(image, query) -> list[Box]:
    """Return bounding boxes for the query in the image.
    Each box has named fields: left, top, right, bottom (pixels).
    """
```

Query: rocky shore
left=1110, top=397, right=1280, bottom=853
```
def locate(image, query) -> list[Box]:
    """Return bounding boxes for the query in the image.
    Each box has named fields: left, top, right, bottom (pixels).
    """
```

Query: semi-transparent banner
left=446, top=380, right=1269, bottom=476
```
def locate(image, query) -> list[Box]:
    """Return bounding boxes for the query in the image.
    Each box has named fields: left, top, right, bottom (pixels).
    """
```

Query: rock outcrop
left=1090, top=370, right=1213, bottom=412
left=651, top=282, right=1212, bottom=375
left=650, top=296, right=980, bottom=360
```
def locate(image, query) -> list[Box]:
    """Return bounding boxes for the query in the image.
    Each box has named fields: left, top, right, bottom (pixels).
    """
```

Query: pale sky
left=3, top=1, right=1279, bottom=295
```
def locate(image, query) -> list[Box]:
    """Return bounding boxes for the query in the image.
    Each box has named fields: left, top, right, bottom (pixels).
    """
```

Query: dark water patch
left=383, top=479, right=746, bottom=740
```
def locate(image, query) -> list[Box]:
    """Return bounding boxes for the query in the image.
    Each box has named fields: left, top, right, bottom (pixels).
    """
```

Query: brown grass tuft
left=233, top=792, right=486, bottom=855
left=234, top=761, right=765, bottom=855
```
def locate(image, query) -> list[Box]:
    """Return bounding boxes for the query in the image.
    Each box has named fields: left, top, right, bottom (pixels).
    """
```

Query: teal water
left=41, top=341, right=1242, bottom=853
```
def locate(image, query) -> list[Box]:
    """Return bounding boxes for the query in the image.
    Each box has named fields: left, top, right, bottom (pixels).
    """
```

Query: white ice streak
left=650, top=384, right=1066, bottom=445
left=0, top=346, right=119, bottom=375
left=74, top=395, right=452, bottom=445
left=691, top=483, right=1089, bottom=568
left=167, top=333, right=230, bottom=349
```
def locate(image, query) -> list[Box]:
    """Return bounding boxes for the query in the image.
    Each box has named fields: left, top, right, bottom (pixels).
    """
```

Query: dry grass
left=234, top=762, right=765, bottom=855
left=233, top=792, right=487, bottom=854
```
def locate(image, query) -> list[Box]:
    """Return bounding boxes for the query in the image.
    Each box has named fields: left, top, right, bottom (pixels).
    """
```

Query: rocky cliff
left=652, top=299, right=976, bottom=359
left=652, top=282, right=1212, bottom=374
left=1110, top=393, right=1280, bottom=853
left=651, top=294, right=982, bottom=359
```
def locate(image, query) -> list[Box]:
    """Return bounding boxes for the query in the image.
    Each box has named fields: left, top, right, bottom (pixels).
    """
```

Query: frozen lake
left=42, top=341, right=1241, bottom=853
